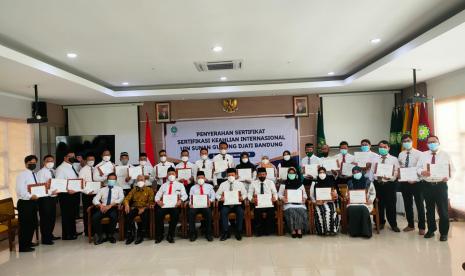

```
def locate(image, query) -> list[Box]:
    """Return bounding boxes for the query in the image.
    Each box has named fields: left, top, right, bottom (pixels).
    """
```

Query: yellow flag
left=411, top=103, right=420, bottom=149
left=402, top=104, right=410, bottom=134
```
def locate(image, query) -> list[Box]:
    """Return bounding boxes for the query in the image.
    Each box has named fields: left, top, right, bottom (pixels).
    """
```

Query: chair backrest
left=0, top=198, right=15, bottom=216
left=338, top=184, right=348, bottom=199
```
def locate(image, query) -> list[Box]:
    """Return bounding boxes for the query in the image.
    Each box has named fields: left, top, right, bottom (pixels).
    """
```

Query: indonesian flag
left=145, top=112, right=155, bottom=166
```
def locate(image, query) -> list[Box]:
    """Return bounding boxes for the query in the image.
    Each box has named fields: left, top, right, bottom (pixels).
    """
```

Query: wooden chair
left=87, top=205, right=123, bottom=243
left=186, top=201, right=219, bottom=238
left=341, top=198, right=380, bottom=234
left=152, top=203, right=187, bottom=239
left=119, top=205, right=155, bottom=240
left=244, top=199, right=283, bottom=236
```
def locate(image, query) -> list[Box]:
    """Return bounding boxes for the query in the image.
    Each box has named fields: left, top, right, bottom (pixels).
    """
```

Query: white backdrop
left=165, top=117, right=298, bottom=163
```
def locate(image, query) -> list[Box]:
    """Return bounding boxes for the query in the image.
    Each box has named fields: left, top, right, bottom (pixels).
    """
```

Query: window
left=0, top=118, right=34, bottom=203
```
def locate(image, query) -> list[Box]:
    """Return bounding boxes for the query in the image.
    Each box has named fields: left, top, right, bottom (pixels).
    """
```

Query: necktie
left=229, top=182, right=233, bottom=191
left=200, top=185, right=204, bottom=195
left=202, top=160, right=206, bottom=169
left=381, top=156, right=386, bottom=164
left=142, top=166, right=145, bottom=176
left=50, top=169, right=55, bottom=179
left=71, top=165, right=79, bottom=177
left=405, top=152, right=410, bottom=167
left=342, top=154, right=346, bottom=164
left=431, top=153, right=436, bottom=164
left=168, top=181, right=173, bottom=195
left=307, top=157, right=311, bottom=165
left=106, top=186, right=113, bottom=205
left=260, top=182, right=264, bottom=194
left=32, top=172, right=38, bottom=184
left=91, top=167, right=94, bottom=181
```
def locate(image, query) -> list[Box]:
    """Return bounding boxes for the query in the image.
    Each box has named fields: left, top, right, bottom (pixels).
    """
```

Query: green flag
left=316, top=109, right=326, bottom=154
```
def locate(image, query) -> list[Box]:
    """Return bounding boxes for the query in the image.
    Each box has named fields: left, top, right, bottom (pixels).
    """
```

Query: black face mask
left=319, top=152, right=329, bottom=158
left=27, top=163, right=37, bottom=171
left=258, top=176, right=266, bottom=182
left=68, top=157, right=76, bottom=163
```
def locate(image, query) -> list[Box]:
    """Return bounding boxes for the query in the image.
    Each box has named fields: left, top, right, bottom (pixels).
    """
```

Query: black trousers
left=38, top=196, right=56, bottom=243
left=155, top=207, right=180, bottom=238
left=400, top=182, right=426, bottom=229
left=374, top=181, right=397, bottom=228
left=188, top=208, right=212, bottom=236
left=423, top=182, right=449, bottom=235
left=92, top=207, right=118, bottom=237
left=58, top=193, right=77, bottom=238
left=126, top=208, right=150, bottom=235
left=253, top=207, right=275, bottom=235
left=81, top=194, right=94, bottom=236
left=17, top=199, right=38, bottom=250
left=221, top=205, right=244, bottom=233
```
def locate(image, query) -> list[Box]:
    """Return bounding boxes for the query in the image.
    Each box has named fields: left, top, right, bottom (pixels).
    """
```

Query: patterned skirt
left=314, top=202, right=339, bottom=235
left=284, top=208, right=309, bottom=232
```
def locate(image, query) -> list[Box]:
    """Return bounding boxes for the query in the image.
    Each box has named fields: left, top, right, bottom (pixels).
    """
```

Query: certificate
left=428, top=164, right=450, bottom=179
left=192, top=194, right=208, bottom=208
left=99, top=162, right=114, bottom=175
left=177, top=168, right=192, bottom=180
left=316, top=187, right=332, bottom=201
left=162, top=194, right=178, bottom=208
left=50, top=179, right=68, bottom=193
left=67, top=179, right=83, bottom=192
left=157, top=166, right=168, bottom=178
left=265, top=168, right=275, bottom=179
left=85, top=181, right=101, bottom=194
left=399, top=167, right=419, bottom=182
left=129, top=166, right=142, bottom=179
left=304, top=164, right=319, bottom=178
left=256, top=193, right=273, bottom=208
left=28, top=184, right=47, bottom=197
left=341, top=163, right=355, bottom=176
left=278, top=167, right=289, bottom=180
left=115, top=165, right=128, bottom=177
left=214, top=160, right=228, bottom=173
left=349, top=190, right=367, bottom=204
left=354, top=152, right=371, bottom=167
left=223, top=190, right=240, bottom=205
left=286, top=189, right=303, bottom=203
left=238, top=168, right=252, bottom=181
left=322, top=158, right=339, bottom=171
left=375, top=163, right=394, bottom=178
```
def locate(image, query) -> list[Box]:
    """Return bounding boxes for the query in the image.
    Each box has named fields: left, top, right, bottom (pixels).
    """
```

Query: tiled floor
left=0, top=217, right=464, bottom=276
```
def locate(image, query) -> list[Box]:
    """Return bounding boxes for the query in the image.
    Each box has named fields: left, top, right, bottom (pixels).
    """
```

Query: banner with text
left=165, top=117, right=298, bottom=163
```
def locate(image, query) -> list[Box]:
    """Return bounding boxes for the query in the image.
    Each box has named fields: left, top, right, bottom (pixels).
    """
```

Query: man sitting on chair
left=188, top=171, right=215, bottom=242
left=92, top=173, right=124, bottom=245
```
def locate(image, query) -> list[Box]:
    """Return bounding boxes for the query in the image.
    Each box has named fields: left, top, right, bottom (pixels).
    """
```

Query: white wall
left=0, top=91, right=32, bottom=119
left=427, top=67, right=465, bottom=99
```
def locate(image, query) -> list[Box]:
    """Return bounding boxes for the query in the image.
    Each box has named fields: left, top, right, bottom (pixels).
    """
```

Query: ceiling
left=0, top=0, right=465, bottom=104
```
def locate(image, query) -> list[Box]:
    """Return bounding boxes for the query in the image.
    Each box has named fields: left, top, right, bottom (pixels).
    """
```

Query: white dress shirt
left=334, top=153, right=355, bottom=166
left=215, top=179, right=247, bottom=200
left=37, top=167, right=56, bottom=196
left=93, top=161, right=115, bottom=182
left=247, top=179, right=278, bottom=201
left=370, top=154, right=400, bottom=182
left=189, top=183, right=216, bottom=202
left=193, top=159, right=214, bottom=181
left=416, top=150, right=455, bottom=182
left=92, top=185, right=124, bottom=206
left=301, top=155, right=322, bottom=166
left=154, top=161, right=175, bottom=186
left=79, top=165, right=99, bottom=194
left=56, top=161, right=80, bottom=180
left=155, top=180, right=188, bottom=202
left=278, top=184, right=307, bottom=210
left=16, top=169, right=38, bottom=200
left=212, top=153, right=235, bottom=180
left=138, top=163, right=155, bottom=186
left=398, top=148, right=422, bottom=168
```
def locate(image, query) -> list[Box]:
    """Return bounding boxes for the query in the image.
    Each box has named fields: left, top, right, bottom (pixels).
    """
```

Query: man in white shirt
left=417, top=135, right=455, bottom=241
left=91, top=173, right=124, bottom=245
left=154, top=167, right=188, bottom=244
left=359, top=139, right=380, bottom=181
left=175, top=149, right=195, bottom=193
left=335, top=141, right=355, bottom=181
left=78, top=152, right=98, bottom=237
left=248, top=167, right=278, bottom=236
left=301, top=143, right=322, bottom=186
left=216, top=168, right=247, bottom=241
left=15, top=155, right=40, bottom=252
left=116, top=152, right=133, bottom=195
left=398, top=134, right=425, bottom=234
left=136, top=152, right=155, bottom=187
left=154, top=149, right=175, bottom=188
left=213, top=141, right=235, bottom=186
left=193, top=147, right=214, bottom=185
left=371, top=140, right=401, bottom=232
left=188, top=171, right=215, bottom=242
left=36, top=154, right=60, bottom=245
left=56, top=150, right=81, bottom=240
left=93, top=149, right=115, bottom=182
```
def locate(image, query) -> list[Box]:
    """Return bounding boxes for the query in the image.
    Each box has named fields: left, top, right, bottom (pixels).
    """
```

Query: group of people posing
left=15, top=135, right=453, bottom=252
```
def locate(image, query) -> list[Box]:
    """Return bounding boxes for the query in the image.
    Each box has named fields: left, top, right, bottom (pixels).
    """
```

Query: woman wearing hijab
left=310, top=167, right=339, bottom=235
left=278, top=167, right=308, bottom=238
left=277, top=150, right=302, bottom=184
left=346, top=166, right=376, bottom=238
left=235, top=152, right=257, bottom=190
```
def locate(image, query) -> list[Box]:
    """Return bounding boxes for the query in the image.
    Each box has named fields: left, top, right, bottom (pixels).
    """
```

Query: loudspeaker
left=32, top=101, right=47, bottom=119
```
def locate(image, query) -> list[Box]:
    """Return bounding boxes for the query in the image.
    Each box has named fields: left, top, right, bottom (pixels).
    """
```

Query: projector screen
left=67, top=104, right=140, bottom=164
left=322, top=92, right=396, bottom=147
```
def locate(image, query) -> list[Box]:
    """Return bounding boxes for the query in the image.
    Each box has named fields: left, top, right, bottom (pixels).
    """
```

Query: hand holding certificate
left=223, top=191, right=240, bottom=205
left=99, top=162, right=114, bottom=175
left=286, top=189, right=303, bottom=204
left=322, top=159, right=339, bottom=171
left=67, top=179, right=83, bottom=192
left=399, top=167, right=419, bottom=182
left=354, top=152, right=371, bottom=167
left=256, top=193, right=273, bottom=208
left=341, top=163, right=355, bottom=176
left=265, top=168, right=275, bottom=179
left=375, top=163, right=394, bottom=178
left=28, top=184, right=47, bottom=198
left=192, top=194, right=208, bottom=208
left=214, top=160, right=228, bottom=173
left=162, top=194, right=178, bottom=208
left=129, top=166, right=142, bottom=179
left=316, top=188, right=332, bottom=201
left=85, top=181, right=101, bottom=194
left=115, top=166, right=128, bottom=178
left=349, top=190, right=367, bottom=204
left=238, top=168, right=252, bottom=181
left=428, top=164, right=450, bottom=179
left=304, top=164, right=319, bottom=178
left=278, top=167, right=289, bottom=180
left=177, top=168, right=192, bottom=180
left=50, top=179, right=68, bottom=193
left=157, top=166, right=168, bottom=178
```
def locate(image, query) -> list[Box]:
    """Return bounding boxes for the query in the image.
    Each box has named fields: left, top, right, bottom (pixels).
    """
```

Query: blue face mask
left=353, top=172, right=363, bottom=180
left=428, top=142, right=439, bottom=152
left=340, top=149, right=348, bottom=155
left=378, top=148, right=389, bottom=156
left=361, top=145, right=370, bottom=152
left=402, top=142, right=412, bottom=150
left=288, top=174, right=297, bottom=180
left=107, top=180, right=116, bottom=187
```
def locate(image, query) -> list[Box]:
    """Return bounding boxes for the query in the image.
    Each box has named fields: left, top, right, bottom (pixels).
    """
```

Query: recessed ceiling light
left=66, top=53, right=77, bottom=58
left=327, top=72, right=335, bottom=76
left=370, top=38, right=381, bottom=44
left=220, top=76, right=227, bottom=81
left=122, top=82, right=129, bottom=86
left=212, top=46, right=223, bottom=52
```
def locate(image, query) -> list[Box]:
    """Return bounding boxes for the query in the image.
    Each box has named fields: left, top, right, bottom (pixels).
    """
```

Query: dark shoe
left=52, top=236, right=61, bottom=240
left=69, top=235, right=78, bottom=240
left=108, top=236, right=116, bottom=244
left=439, top=235, right=448, bottom=242
left=206, top=235, right=213, bottom=242
left=235, top=232, right=242, bottom=241
left=135, top=235, right=144, bottom=245
left=155, top=236, right=163, bottom=244
left=379, top=224, right=385, bottom=230
left=42, top=240, right=54, bottom=245
left=297, top=233, right=303, bottom=239
left=189, top=233, right=197, bottom=242
left=166, top=235, right=174, bottom=243
left=94, top=235, right=104, bottom=245
left=291, top=233, right=297, bottom=238
left=19, top=247, right=35, bottom=252
left=125, top=235, right=134, bottom=245
left=424, top=232, right=435, bottom=239
left=76, top=232, right=83, bottom=236
left=29, top=242, right=39, bottom=247
left=403, top=226, right=415, bottom=232
left=220, top=233, right=229, bottom=241
left=391, top=226, right=401, bottom=233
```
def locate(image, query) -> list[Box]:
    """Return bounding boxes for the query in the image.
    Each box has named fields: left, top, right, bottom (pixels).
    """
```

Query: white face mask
left=87, top=160, right=95, bottom=167
left=283, top=155, right=291, bottom=161
left=241, top=158, right=249, bottom=163
left=227, top=176, right=236, bottom=183
left=102, top=156, right=111, bottom=162
left=197, top=178, right=205, bottom=185
left=201, top=154, right=208, bottom=160
left=319, top=173, right=327, bottom=180
left=45, top=162, right=54, bottom=169
left=220, top=149, right=227, bottom=155
left=140, top=160, right=147, bottom=166
left=262, top=159, right=270, bottom=165
left=159, top=156, right=167, bottom=162
left=181, top=156, right=189, bottom=162
left=136, top=181, right=145, bottom=188
left=167, top=175, right=176, bottom=182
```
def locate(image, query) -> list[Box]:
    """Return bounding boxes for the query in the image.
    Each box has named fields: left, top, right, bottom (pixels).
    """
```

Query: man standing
left=335, top=141, right=355, bottom=181
left=301, top=143, right=322, bottom=186
left=154, top=150, right=175, bottom=188
left=175, top=149, right=195, bottom=193
left=116, top=152, right=133, bottom=195
left=213, top=142, right=235, bottom=186
left=137, top=152, right=155, bottom=187
left=193, top=147, right=214, bottom=185
left=78, top=152, right=98, bottom=237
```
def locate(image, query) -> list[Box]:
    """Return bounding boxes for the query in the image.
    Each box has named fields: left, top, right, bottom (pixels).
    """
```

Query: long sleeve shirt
left=56, top=161, right=79, bottom=180
left=123, top=186, right=154, bottom=208
left=215, top=179, right=247, bottom=200
left=189, top=184, right=216, bottom=202
left=370, top=154, right=400, bottom=182
left=212, top=153, right=235, bottom=184
left=79, top=165, right=99, bottom=194
left=92, top=186, right=124, bottom=206
left=37, top=167, right=56, bottom=196
left=416, top=150, right=455, bottom=182
left=247, top=179, right=278, bottom=201
left=193, top=159, right=214, bottom=182
left=154, top=180, right=188, bottom=202
left=16, top=169, right=38, bottom=200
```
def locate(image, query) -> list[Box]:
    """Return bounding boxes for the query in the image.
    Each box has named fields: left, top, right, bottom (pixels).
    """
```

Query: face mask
left=227, top=176, right=235, bottom=183
left=428, top=142, right=439, bottom=152
left=378, top=148, right=389, bottom=156
left=220, top=149, right=227, bottom=155
left=181, top=156, right=189, bottom=162
left=167, top=175, right=176, bottom=182
left=241, top=158, right=249, bottom=163
left=402, top=142, right=412, bottom=150
left=353, top=172, right=363, bottom=180
left=320, top=152, right=329, bottom=158
left=68, top=157, right=76, bottom=163
left=306, top=152, right=313, bottom=157
left=87, top=160, right=95, bottom=167
left=120, top=160, right=128, bottom=166
left=140, top=160, right=147, bottom=166
left=201, top=155, right=208, bottom=160
left=45, top=162, right=54, bottom=169
left=27, top=163, right=36, bottom=171
left=136, top=181, right=145, bottom=188
left=288, top=173, right=297, bottom=180
left=102, top=156, right=111, bottom=162
left=159, top=156, right=167, bottom=162
left=262, top=159, right=270, bottom=165
left=340, top=149, right=348, bottom=155
left=318, top=173, right=327, bottom=180
left=197, top=178, right=205, bottom=185
left=107, top=179, right=116, bottom=186
left=361, top=145, right=370, bottom=152
left=283, top=155, right=291, bottom=161
left=258, top=176, right=266, bottom=182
